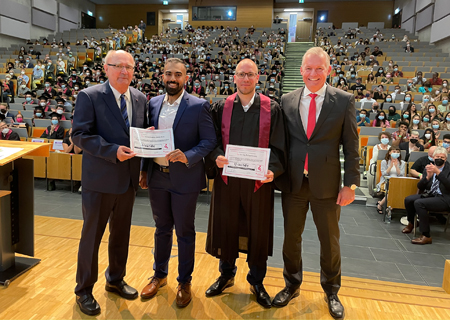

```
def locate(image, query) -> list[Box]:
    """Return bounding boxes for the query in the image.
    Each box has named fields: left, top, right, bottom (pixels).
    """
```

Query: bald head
left=428, top=146, right=437, bottom=157
left=236, top=58, right=258, bottom=73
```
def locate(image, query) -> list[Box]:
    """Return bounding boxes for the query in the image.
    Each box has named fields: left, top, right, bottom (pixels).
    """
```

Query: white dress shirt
left=154, top=90, right=185, bottom=166
left=242, top=92, right=256, bottom=112
left=109, top=84, right=132, bottom=126
left=300, top=83, right=327, bottom=132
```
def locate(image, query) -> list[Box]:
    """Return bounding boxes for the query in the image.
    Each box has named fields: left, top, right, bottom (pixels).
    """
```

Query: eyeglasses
left=107, top=64, right=134, bottom=71
left=236, top=72, right=257, bottom=79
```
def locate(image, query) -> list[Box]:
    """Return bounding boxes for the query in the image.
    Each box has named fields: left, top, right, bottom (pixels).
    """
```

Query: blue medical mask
left=405, top=97, right=411, bottom=102
left=394, top=68, right=398, bottom=71
left=428, top=156, right=434, bottom=162
left=432, top=124, right=440, bottom=129
left=36, top=112, right=42, bottom=117
left=360, top=114, right=366, bottom=118
left=378, top=116, right=384, bottom=120
left=443, top=100, right=448, bottom=105
left=45, top=83, right=50, bottom=87
left=413, top=119, right=420, bottom=125
left=51, top=120, right=59, bottom=125
left=423, top=118, right=429, bottom=122
left=381, top=138, right=389, bottom=145
left=447, top=117, right=450, bottom=122
left=443, top=143, right=450, bottom=149
left=256, top=85, right=260, bottom=89
left=423, top=98, right=429, bottom=103
left=390, top=153, right=400, bottom=159
left=403, top=114, right=409, bottom=119
left=429, top=108, right=435, bottom=113
left=386, top=98, right=392, bottom=102
left=26, top=97, right=31, bottom=102
left=351, top=74, right=355, bottom=78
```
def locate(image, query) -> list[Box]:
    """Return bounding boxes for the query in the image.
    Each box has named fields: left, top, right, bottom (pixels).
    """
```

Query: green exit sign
left=163, top=1, right=168, bottom=5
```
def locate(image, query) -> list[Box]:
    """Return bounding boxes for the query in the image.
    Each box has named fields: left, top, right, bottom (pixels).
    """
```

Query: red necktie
left=304, top=93, right=318, bottom=173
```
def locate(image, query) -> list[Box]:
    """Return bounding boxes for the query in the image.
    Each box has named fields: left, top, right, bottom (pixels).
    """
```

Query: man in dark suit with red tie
left=273, top=47, right=360, bottom=319
left=72, top=50, right=148, bottom=316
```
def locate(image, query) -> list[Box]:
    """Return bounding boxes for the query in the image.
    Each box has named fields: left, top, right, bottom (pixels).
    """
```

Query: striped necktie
left=430, top=174, right=440, bottom=195
left=120, top=94, right=129, bottom=128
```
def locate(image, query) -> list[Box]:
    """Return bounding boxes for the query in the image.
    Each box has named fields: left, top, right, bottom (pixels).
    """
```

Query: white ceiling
left=89, top=0, right=391, bottom=4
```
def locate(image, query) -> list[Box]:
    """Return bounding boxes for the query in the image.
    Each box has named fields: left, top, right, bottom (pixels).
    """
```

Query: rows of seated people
left=0, top=24, right=286, bottom=145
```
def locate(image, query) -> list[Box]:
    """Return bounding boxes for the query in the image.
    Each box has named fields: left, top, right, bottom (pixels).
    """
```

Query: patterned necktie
left=304, top=93, right=318, bottom=173
left=120, top=94, right=129, bottom=128
left=430, top=174, right=440, bottom=195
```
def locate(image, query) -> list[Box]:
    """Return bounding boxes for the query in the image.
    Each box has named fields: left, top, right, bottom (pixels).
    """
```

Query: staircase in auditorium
left=282, top=42, right=314, bottom=94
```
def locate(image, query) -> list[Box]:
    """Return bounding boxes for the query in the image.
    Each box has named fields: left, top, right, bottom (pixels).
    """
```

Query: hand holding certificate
left=130, top=127, right=175, bottom=158
left=222, top=144, right=271, bottom=181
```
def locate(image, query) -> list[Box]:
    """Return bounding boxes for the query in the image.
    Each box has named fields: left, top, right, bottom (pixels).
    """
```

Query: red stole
left=1, top=129, right=12, bottom=140
left=221, top=93, right=271, bottom=192
left=45, top=125, right=59, bottom=135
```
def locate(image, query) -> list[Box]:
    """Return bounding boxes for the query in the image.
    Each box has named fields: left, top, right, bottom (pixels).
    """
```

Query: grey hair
left=302, top=47, right=330, bottom=69
left=433, top=146, right=448, bottom=158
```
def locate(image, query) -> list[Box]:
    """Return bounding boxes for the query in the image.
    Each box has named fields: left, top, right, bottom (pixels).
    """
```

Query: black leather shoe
left=325, top=294, right=345, bottom=319
left=272, top=286, right=300, bottom=307
left=76, top=294, right=100, bottom=316
left=250, top=284, right=272, bottom=309
left=205, top=276, right=234, bottom=297
left=105, top=280, right=138, bottom=300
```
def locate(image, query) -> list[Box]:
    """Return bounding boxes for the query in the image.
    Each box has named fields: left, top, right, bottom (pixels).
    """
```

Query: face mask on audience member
left=74, top=86, right=79, bottom=90
left=45, top=83, right=50, bottom=88
left=443, top=100, right=448, bottom=105
left=56, top=109, right=63, bottom=115
left=429, top=108, right=435, bottom=113
left=390, top=152, right=400, bottom=159
left=403, top=114, right=409, bottom=119
left=40, top=102, right=46, bottom=107
left=413, top=119, right=420, bottom=125
left=16, top=117, right=23, bottom=123
left=2, top=128, right=9, bottom=135
left=389, top=109, right=395, bottom=115
left=61, top=85, right=66, bottom=89
left=432, top=124, right=439, bottom=130
left=26, top=97, right=32, bottom=102
left=423, top=98, right=429, bottom=103
left=378, top=115, right=384, bottom=120
left=51, top=119, right=59, bottom=125
left=360, top=113, right=366, bottom=118
left=36, top=112, right=42, bottom=117
left=381, top=138, right=389, bottom=145
left=425, top=133, right=431, bottom=139
left=434, top=158, right=445, bottom=167
left=443, top=142, right=450, bottom=148
left=386, top=98, right=391, bottom=102
left=410, top=138, right=418, bottom=144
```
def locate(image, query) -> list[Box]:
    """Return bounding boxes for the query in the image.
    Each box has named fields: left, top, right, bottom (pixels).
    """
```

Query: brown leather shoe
left=140, top=276, right=167, bottom=299
left=411, top=235, right=432, bottom=245
left=176, top=282, right=192, bottom=308
left=402, top=223, right=414, bottom=234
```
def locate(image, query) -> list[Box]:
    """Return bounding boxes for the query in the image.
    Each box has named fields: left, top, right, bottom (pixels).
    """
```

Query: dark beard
left=165, top=82, right=183, bottom=96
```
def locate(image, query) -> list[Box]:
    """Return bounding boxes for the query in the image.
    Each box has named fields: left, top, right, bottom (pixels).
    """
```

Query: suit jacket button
left=307, top=143, right=310, bottom=146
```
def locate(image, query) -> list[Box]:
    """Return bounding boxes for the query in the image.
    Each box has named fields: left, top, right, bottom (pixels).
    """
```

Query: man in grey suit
left=273, top=47, right=359, bottom=319
left=72, top=50, right=147, bottom=316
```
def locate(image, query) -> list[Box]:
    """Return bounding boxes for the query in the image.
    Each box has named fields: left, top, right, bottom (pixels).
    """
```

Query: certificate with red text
left=223, top=144, right=271, bottom=181
left=130, top=127, right=174, bottom=158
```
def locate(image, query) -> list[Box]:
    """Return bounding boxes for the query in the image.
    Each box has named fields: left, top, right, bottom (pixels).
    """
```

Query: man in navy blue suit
left=72, top=50, right=148, bottom=316
left=139, top=58, right=216, bottom=308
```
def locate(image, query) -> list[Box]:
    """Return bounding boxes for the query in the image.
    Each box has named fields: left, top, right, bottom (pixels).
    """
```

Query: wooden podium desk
left=0, top=141, right=50, bottom=287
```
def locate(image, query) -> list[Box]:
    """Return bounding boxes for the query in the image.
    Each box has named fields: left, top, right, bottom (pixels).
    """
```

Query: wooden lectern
left=0, top=140, right=50, bottom=287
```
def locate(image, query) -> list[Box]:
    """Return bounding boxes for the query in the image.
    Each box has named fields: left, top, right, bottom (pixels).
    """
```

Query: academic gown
left=205, top=93, right=287, bottom=267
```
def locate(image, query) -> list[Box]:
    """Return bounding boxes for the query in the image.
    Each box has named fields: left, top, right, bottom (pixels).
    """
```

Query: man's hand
left=117, top=146, right=136, bottom=162
left=426, top=163, right=440, bottom=176
left=139, top=171, right=148, bottom=189
left=261, top=170, right=274, bottom=183
left=216, top=155, right=228, bottom=168
left=166, top=149, right=188, bottom=163
left=336, top=186, right=355, bottom=206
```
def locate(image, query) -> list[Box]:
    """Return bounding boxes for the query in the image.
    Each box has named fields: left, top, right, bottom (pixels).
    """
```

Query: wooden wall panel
left=95, top=4, right=188, bottom=37
left=274, top=1, right=394, bottom=29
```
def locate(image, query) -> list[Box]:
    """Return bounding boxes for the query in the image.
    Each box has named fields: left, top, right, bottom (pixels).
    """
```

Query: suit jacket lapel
left=172, top=91, right=188, bottom=131
left=152, top=95, right=165, bottom=129
left=102, top=81, right=128, bottom=134
left=292, top=87, right=307, bottom=139
left=310, top=86, right=335, bottom=140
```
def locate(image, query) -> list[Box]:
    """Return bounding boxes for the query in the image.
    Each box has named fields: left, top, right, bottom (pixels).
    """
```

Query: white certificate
left=223, top=144, right=271, bottom=181
left=130, top=127, right=175, bottom=158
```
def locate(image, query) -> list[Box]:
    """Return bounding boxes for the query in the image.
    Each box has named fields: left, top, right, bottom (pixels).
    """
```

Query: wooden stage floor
left=0, top=216, right=449, bottom=320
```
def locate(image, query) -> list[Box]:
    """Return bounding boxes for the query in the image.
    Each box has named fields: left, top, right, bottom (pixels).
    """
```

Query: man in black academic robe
left=205, top=59, right=287, bottom=308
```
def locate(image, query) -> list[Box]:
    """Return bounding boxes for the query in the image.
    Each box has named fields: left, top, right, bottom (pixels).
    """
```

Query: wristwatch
left=349, top=184, right=357, bottom=191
